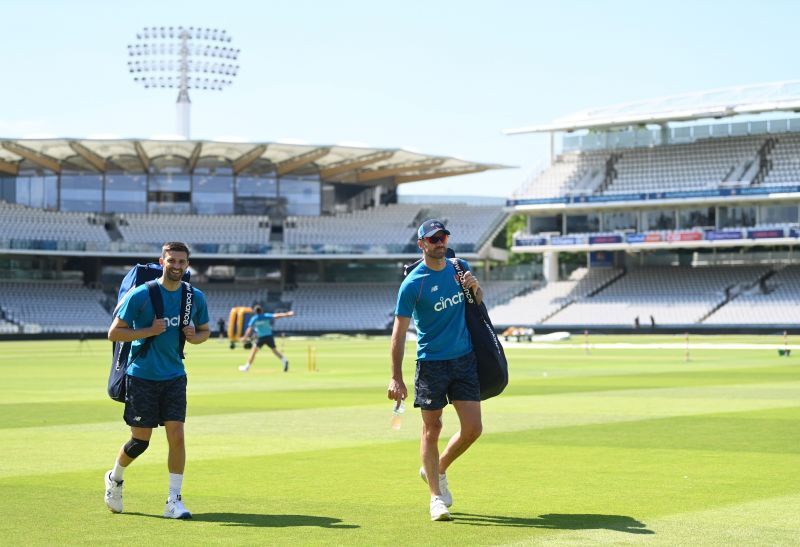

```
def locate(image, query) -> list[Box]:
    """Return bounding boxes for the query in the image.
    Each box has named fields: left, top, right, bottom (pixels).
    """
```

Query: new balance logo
left=431, top=285, right=439, bottom=293
left=133, top=416, right=142, bottom=422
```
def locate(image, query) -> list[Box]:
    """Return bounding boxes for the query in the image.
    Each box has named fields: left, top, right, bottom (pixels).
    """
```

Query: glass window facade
left=60, top=174, right=103, bottom=212
left=644, top=210, right=676, bottom=230
left=4, top=176, right=58, bottom=209
left=529, top=215, right=562, bottom=234
left=678, top=207, right=715, bottom=229
left=719, top=206, right=756, bottom=228
left=603, top=211, right=637, bottom=231
left=105, top=174, right=146, bottom=213
left=193, top=175, right=233, bottom=214
left=566, top=213, right=600, bottom=233
left=280, top=176, right=321, bottom=216
left=236, top=175, right=278, bottom=197
left=759, top=204, right=798, bottom=224
left=149, top=174, right=190, bottom=192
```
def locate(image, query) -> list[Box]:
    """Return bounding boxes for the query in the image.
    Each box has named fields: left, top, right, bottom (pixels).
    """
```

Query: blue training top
left=395, top=259, right=473, bottom=361
left=246, top=313, right=275, bottom=337
left=116, top=281, right=209, bottom=381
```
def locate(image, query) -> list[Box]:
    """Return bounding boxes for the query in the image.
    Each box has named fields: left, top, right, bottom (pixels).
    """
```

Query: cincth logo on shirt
left=434, top=291, right=464, bottom=312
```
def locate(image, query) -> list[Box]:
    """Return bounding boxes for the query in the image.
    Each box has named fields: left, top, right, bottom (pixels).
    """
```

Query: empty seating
left=545, top=266, right=770, bottom=326
left=283, top=203, right=506, bottom=252
left=199, top=285, right=272, bottom=328
left=704, top=265, right=800, bottom=325
left=280, top=283, right=398, bottom=331
left=514, top=133, right=800, bottom=199
left=283, top=203, right=421, bottom=249
left=0, top=201, right=110, bottom=246
left=118, top=213, right=269, bottom=245
left=489, top=268, right=621, bottom=326
left=0, top=280, right=111, bottom=333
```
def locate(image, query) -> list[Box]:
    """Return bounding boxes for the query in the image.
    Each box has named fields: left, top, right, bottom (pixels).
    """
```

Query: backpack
left=402, top=251, right=508, bottom=400
left=107, top=264, right=193, bottom=402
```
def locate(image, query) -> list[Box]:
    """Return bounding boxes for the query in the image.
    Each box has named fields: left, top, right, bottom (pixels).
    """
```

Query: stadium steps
left=751, top=137, right=777, bottom=186
left=586, top=268, right=627, bottom=297
left=101, top=215, right=124, bottom=242
left=538, top=268, right=627, bottom=324
left=596, top=153, right=622, bottom=194
left=700, top=269, right=777, bottom=323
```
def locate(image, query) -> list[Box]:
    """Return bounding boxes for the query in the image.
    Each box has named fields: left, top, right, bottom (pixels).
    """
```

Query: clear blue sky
left=1, top=0, right=798, bottom=197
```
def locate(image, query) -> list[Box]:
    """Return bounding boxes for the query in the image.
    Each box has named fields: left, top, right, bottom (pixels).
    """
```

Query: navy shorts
left=124, top=374, right=187, bottom=428
left=414, top=351, right=480, bottom=410
left=256, top=335, right=276, bottom=349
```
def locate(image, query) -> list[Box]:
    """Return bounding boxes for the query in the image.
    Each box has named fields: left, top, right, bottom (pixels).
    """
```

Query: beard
left=166, top=268, right=184, bottom=281
left=425, top=246, right=446, bottom=259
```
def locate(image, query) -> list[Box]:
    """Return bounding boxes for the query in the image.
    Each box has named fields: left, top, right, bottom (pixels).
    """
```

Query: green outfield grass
left=1, top=335, right=798, bottom=545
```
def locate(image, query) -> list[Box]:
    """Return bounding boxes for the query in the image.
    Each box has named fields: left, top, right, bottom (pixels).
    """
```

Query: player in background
left=239, top=305, right=294, bottom=372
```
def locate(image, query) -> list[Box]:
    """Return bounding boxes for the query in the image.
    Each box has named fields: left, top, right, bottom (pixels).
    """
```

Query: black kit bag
left=108, top=264, right=192, bottom=402
left=449, top=258, right=508, bottom=400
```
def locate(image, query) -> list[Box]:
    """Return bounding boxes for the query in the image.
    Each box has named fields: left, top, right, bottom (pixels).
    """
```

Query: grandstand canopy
left=0, top=138, right=507, bottom=185
left=505, top=80, right=800, bottom=134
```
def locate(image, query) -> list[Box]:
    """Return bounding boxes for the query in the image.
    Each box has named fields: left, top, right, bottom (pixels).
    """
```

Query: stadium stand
left=200, top=284, right=272, bottom=328
left=489, top=268, right=622, bottom=326
left=0, top=318, right=18, bottom=334
left=479, top=280, right=535, bottom=310
left=512, top=133, right=799, bottom=199
left=513, top=151, right=609, bottom=199
left=543, top=266, right=771, bottom=326
left=0, top=201, right=111, bottom=247
left=117, top=213, right=270, bottom=245
left=279, top=283, right=398, bottom=332
left=0, top=201, right=506, bottom=256
left=605, top=136, right=766, bottom=195
left=704, top=265, right=800, bottom=325
left=0, top=280, right=111, bottom=333
left=283, top=203, right=507, bottom=252
left=283, top=203, right=421, bottom=248
left=761, top=134, right=800, bottom=187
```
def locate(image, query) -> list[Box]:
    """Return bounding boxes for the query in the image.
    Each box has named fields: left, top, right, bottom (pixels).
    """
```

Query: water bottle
left=390, top=398, right=405, bottom=430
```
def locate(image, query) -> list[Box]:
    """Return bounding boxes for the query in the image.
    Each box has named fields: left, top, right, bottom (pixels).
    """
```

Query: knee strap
left=123, top=437, right=149, bottom=459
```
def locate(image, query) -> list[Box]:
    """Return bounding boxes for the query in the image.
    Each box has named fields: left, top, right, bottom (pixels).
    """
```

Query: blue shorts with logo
left=414, top=351, right=480, bottom=410
left=124, top=374, right=187, bottom=428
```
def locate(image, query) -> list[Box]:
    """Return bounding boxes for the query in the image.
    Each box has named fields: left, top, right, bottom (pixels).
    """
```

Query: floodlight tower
left=127, top=26, right=240, bottom=139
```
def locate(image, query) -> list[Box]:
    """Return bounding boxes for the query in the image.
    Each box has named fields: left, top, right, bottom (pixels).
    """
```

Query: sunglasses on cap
left=423, top=234, right=449, bottom=244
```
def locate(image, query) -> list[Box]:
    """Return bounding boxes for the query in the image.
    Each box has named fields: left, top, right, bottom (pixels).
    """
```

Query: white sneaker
left=104, top=471, right=123, bottom=513
left=238, top=363, right=250, bottom=372
left=164, top=495, right=192, bottom=519
left=420, top=466, right=452, bottom=507
left=430, top=496, right=452, bottom=521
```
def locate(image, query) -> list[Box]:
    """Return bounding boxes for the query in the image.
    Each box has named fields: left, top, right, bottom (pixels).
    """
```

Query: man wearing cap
left=388, top=219, right=484, bottom=521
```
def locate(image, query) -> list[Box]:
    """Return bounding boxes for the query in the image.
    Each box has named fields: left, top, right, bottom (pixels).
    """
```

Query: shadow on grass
left=124, top=512, right=358, bottom=529
left=450, top=513, right=653, bottom=534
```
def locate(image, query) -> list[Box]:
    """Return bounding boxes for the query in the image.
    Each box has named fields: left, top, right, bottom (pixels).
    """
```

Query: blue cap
left=417, top=219, right=451, bottom=239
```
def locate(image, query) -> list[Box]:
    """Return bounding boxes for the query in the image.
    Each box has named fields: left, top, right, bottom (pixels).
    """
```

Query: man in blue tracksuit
left=388, top=219, right=484, bottom=522
left=105, top=242, right=210, bottom=519
left=239, top=305, right=294, bottom=372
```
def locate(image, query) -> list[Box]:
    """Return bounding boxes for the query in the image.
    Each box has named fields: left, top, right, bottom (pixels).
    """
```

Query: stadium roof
left=0, top=138, right=508, bottom=185
left=505, top=80, right=800, bottom=134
